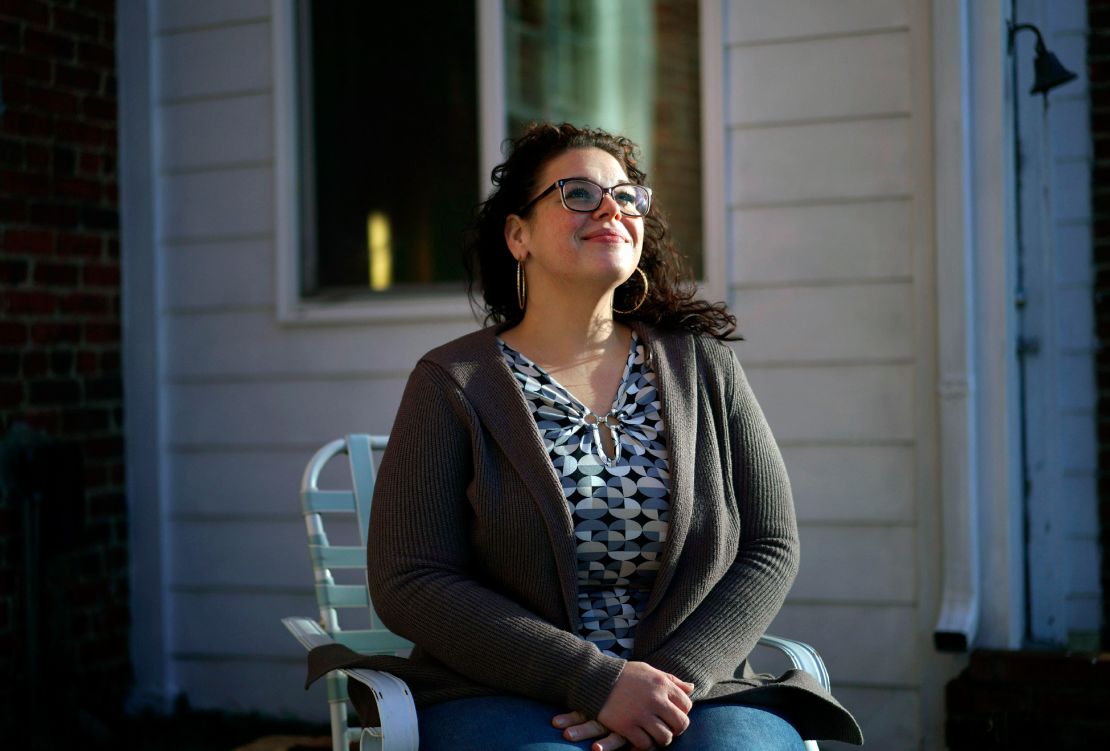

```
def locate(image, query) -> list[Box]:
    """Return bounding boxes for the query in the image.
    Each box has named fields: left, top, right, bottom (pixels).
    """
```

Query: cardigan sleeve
left=643, top=346, right=800, bottom=691
left=366, top=360, right=626, bottom=716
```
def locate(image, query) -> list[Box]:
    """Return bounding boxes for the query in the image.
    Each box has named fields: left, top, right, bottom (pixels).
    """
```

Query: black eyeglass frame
left=516, top=178, right=653, bottom=217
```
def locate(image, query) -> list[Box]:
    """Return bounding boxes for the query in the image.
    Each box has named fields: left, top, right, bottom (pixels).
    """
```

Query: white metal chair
left=285, top=434, right=829, bottom=751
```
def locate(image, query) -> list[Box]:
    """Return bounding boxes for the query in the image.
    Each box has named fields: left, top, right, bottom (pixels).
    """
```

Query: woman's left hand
left=552, top=711, right=629, bottom=750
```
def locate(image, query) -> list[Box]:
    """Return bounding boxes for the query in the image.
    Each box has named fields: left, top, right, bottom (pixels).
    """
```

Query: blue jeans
left=417, top=695, right=806, bottom=750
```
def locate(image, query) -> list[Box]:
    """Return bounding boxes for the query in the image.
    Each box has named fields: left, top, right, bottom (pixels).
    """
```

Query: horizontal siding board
left=816, top=686, right=919, bottom=751
left=782, top=445, right=914, bottom=523
left=769, top=603, right=917, bottom=685
left=1052, top=160, right=1091, bottom=223
left=172, top=448, right=320, bottom=516
left=160, top=167, right=273, bottom=240
left=157, top=23, right=271, bottom=100
left=731, top=118, right=911, bottom=206
left=174, top=590, right=319, bottom=657
left=1048, top=0, right=1088, bottom=33
left=1052, top=97, right=1091, bottom=160
left=727, top=0, right=909, bottom=44
left=731, top=283, right=912, bottom=362
left=173, top=518, right=312, bottom=589
left=741, top=364, right=914, bottom=442
left=1060, top=412, right=1096, bottom=473
left=1057, top=285, right=1094, bottom=350
left=169, top=379, right=408, bottom=446
left=167, top=312, right=477, bottom=378
left=1060, top=473, right=1098, bottom=535
left=160, top=95, right=274, bottom=169
left=165, top=240, right=275, bottom=310
left=173, top=659, right=327, bottom=721
left=1068, top=537, right=1101, bottom=596
left=732, top=201, right=911, bottom=285
left=1059, top=353, right=1095, bottom=410
left=1055, top=222, right=1092, bottom=285
left=153, top=0, right=269, bottom=32
left=791, top=526, right=915, bottom=601
left=729, top=32, right=910, bottom=125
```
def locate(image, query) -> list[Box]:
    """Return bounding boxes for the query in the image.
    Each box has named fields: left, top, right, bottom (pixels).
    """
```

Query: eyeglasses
left=517, top=178, right=653, bottom=217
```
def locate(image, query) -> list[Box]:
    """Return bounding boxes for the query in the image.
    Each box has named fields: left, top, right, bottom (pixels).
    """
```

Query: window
left=294, top=0, right=702, bottom=301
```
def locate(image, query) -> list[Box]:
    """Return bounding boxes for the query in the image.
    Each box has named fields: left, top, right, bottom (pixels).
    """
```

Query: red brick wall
left=1093, top=0, right=1110, bottom=649
left=0, top=0, right=127, bottom=726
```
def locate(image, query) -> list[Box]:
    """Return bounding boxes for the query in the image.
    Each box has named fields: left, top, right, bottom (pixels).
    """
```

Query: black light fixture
left=1008, top=22, right=1078, bottom=96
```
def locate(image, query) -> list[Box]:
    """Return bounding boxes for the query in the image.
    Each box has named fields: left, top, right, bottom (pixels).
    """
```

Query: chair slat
left=303, top=489, right=356, bottom=513
left=310, top=544, right=365, bottom=569
left=316, top=582, right=370, bottom=607
left=346, top=434, right=378, bottom=545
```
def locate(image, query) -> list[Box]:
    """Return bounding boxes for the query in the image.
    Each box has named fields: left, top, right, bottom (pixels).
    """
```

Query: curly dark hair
left=464, top=122, right=739, bottom=340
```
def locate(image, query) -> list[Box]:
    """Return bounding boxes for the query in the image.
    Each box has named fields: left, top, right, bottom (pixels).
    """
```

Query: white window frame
left=271, top=0, right=726, bottom=324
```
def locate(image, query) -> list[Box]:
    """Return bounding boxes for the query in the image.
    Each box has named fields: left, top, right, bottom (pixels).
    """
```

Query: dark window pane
left=302, top=1, right=478, bottom=297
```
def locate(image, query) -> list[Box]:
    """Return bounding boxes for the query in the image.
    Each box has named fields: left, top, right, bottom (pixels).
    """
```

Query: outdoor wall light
left=1008, top=22, right=1078, bottom=96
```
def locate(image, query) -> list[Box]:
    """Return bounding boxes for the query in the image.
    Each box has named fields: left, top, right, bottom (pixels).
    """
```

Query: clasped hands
left=552, top=661, right=695, bottom=751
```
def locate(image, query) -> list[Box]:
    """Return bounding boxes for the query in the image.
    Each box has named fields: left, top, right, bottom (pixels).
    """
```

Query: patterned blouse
left=497, top=333, right=671, bottom=658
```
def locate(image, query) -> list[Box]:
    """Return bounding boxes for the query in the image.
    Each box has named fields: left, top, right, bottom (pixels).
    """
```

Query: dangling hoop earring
left=612, top=267, right=649, bottom=315
left=516, top=260, right=527, bottom=310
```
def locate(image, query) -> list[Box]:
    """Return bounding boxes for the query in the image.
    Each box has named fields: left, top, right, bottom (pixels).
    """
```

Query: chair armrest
left=282, top=617, right=419, bottom=751
left=757, top=634, right=831, bottom=692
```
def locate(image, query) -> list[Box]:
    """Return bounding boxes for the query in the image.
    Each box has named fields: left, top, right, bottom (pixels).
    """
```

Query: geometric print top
left=497, top=333, right=671, bottom=658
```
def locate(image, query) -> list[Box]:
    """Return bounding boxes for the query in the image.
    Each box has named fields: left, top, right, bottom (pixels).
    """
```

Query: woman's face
left=506, top=147, right=644, bottom=301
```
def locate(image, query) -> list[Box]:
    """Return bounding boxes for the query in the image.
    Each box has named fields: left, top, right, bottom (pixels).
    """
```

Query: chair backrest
left=299, top=434, right=413, bottom=655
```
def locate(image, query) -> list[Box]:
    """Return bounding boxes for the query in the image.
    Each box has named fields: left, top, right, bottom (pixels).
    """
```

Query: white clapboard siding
left=167, top=312, right=477, bottom=378
left=160, top=95, right=274, bottom=170
left=144, top=1, right=480, bottom=723
left=160, top=167, right=274, bottom=241
left=729, top=32, right=910, bottom=125
left=173, top=517, right=312, bottom=590
left=819, top=688, right=919, bottom=751
left=726, top=0, right=909, bottom=44
left=1054, top=161, right=1091, bottom=222
left=172, top=448, right=330, bottom=517
left=174, top=591, right=319, bottom=658
left=724, top=2, right=925, bottom=747
left=731, top=118, right=912, bottom=206
left=152, top=0, right=269, bottom=33
left=730, top=283, right=913, bottom=363
left=168, top=379, right=409, bottom=447
left=1045, top=2, right=1097, bottom=640
left=782, top=445, right=914, bottom=524
left=1057, top=221, right=1093, bottom=285
left=1061, top=474, right=1099, bottom=536
left=731, top=200, right=912, bottom=285
left=791, top=526, right=915, bottom=603
left=770, top=603, right=917, bottom=685
left=156, top=23, right=271, bottom=101
left=743, top=364, right=914, bottom=443
left=165, top=240, right=275, bottom=311
left=1053, top=96, right=1092, bottom=160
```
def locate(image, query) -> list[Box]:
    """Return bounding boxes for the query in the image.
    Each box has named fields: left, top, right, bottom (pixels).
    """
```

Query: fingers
left=564, top=719, right=608, bottom=742
left=666, top=673, right=696, bottom=695
left=552, top=710, right=587, bottom=729
left=669, top=685, right=693, bottom=714
left=592, top=732, right=629, bottom=751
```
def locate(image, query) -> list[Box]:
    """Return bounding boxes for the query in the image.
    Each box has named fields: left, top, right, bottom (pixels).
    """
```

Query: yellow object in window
left=367, top=211, right=393, bottom=291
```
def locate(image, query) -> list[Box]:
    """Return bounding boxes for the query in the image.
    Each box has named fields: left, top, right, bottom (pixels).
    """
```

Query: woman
left=351, top=124, right=862, bottom=750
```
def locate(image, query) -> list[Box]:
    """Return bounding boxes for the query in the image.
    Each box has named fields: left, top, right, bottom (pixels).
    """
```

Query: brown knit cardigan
left=305, top=323, right=863, bottom=745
